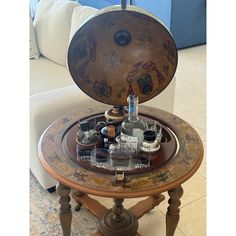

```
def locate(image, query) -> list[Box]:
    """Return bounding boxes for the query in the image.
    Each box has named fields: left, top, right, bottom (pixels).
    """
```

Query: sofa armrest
left=30, top=85, right=102, bottom=189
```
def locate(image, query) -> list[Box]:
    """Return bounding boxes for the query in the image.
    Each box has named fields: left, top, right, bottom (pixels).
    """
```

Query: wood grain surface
left=38, top=105, right=203, bottom=198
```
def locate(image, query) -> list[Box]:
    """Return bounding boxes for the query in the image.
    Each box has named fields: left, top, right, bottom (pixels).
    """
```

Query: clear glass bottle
left=121, top=95, right=146, bottom=152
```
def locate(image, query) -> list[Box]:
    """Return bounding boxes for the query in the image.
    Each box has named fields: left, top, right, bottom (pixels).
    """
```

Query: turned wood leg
left=166, top=186, right=184, bottom=236
left=73, top=191, right=84, bottom=211
left=98, top=198, right=138, bottom=236
left=56, top=183, right=72, bottom=236
left=112, top=198, right=124, bottom=221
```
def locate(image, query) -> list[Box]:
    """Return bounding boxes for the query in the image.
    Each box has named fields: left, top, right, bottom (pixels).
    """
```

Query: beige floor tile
left=197, top=155, right=206, bottom=178
left=89, top=195, right=114, bottom=209
left=137, top=209, right=186, bottom=236
left=173, top=88, right=205, bottom=115
left=175, top=76, right=206, bottom=94
left=174, top=99, right=204, bottom=115
left=87, top=196, right=187, bottom=236
left=176, top=46, right=206, bottom=77
left=174, top=92, right=205, bottom=113
left=176, top=106, right=206, bottom=131
left=196, top=139, right=206, bottom=178
left=158, top=173, right=206, bottom=214
left=178, top=197, right=206, bottom=236
left=174, top=45, right=206, bottom=115
left=192, top=126, right=206, bottom=142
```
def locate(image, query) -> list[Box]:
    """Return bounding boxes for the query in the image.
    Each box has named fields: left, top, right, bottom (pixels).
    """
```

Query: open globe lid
left=67, top=5, right=178, bottom=106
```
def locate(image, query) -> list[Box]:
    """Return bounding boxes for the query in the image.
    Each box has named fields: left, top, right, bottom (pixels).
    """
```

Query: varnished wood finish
left=129, top=194, right=165, bottom=219
left=72, top=193, right=107, bottom=218
left=56, top=183, right=72, bottom=236
left=73, top=191, right=84, bottom=211
left=38, top=105, right=204, bottom=198
left=38, top=106, right=204, bottom=235
left=98, top=198, right=139, bottom=236
left=92, top=231, right=142, bottom=236
left=112, top=198, right=124, bottom=221
left=67, top=6, right=178, bottom=106
left=166, top=186, right=184, bottom=236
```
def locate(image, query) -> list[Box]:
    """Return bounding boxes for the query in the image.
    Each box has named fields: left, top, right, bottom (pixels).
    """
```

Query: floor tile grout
left=180, top=195, right=206, bottom=209
left=178, top=227, right=188, bottom=236
left=198, top=172, right=206, bottom=179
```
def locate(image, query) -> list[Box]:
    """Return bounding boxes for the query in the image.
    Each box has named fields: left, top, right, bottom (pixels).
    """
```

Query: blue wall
left=78, top=0, right=206, bottom=48
left=78, top=0, right=99, bottom=8
left=132, top=0, right=172, bottom=29
left=78, top=0, right=131, bottom=9
left=171, top=0, right=206, bottom=48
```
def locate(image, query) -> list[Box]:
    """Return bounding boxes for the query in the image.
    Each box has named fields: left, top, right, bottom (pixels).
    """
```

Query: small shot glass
left=90, top=148, right=110, bottom=169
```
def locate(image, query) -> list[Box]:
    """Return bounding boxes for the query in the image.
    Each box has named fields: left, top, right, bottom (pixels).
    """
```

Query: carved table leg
left=56, top=183, right=72, bottom=236
left=73, top=191, right=84, bottom=211
left=112, top=198, right=124, bottom=221
left=98, top=198, right=139, bottom=236
left=166, top=186, right=184, bottom=236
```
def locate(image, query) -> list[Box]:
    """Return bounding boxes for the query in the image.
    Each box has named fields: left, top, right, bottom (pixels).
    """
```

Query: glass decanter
left=121, top=95, right=146, bottom=152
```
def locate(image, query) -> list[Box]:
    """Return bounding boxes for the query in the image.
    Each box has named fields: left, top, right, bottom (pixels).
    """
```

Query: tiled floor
left=93, top=45, right=207, bottom=236
left=172, top=45, right=206, bottom=236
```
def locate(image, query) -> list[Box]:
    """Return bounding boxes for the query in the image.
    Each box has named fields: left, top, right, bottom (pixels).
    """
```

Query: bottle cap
left=79, top=121, right=89, bottom=131
left=143, top=130, right=156, bottom=142
left=107, top=125, right=116, bottom=138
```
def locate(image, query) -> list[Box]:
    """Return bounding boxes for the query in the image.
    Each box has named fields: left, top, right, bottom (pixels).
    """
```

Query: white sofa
left=30, top=0, right=176, bottom=190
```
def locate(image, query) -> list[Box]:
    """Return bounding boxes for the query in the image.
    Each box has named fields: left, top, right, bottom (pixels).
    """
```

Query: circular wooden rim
left=38, top=105, right=203, bottom=198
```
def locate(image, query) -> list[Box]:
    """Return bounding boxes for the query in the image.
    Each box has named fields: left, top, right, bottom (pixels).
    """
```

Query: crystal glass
left=90, top=148, right=110, bottom=169
left=132, top=153, right=151, bottom=169
left=109, top=142, right=132, bottom=171
left=115, top=135, right=136, bottom=153
left=145, top=121, right=163, bottom=143
left=155, top=124, right=163, bottom=143
left=146, top=121, right=157, bottom=131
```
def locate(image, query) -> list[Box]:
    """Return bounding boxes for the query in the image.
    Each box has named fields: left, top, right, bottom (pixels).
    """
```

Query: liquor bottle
left=121, top=95, right=146, bottom=152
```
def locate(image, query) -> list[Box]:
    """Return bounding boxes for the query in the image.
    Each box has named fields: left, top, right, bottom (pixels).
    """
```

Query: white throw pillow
left=33, top=0, right=80, bottom=66
left=30, top=17, right=40, bottom=59
left=69, top=6, right=98, bottom=42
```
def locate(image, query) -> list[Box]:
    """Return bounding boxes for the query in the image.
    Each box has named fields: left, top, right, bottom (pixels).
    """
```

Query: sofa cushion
left=69, top=5, right=98, bottom=41
left=33, top=0, right=80, bottom=66
left=29, top=17, right=40, bottom=59
left=30, top=57, right=74, bottom=95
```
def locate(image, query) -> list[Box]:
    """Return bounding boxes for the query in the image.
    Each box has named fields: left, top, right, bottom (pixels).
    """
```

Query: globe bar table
left=38, top=105, right=203, bottom=236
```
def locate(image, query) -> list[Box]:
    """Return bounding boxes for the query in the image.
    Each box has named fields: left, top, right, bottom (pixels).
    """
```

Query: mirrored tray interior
left=62, top=112, right=178, bottom=175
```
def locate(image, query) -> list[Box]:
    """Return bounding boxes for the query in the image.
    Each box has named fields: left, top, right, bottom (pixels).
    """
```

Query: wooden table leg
left=98, top=198, right=139, bottom=236
left=56, top=183, right=72, bottom=236
left=73, top=191, right=84, bottom=211
left=166, top=186, right=184, bottom=236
